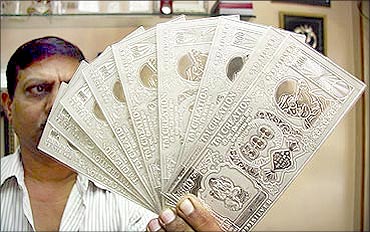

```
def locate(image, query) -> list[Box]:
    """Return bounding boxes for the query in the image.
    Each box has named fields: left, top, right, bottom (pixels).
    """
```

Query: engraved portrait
left=209, top=176, right=249, bottom=211
left=199, top=166, right=259, bottom=221
left=139, top=57, right=158, bottom=88
left=177, top=49, right=208, bottom=82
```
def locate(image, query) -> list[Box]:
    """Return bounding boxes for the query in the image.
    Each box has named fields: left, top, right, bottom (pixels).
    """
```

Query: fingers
left=176, top=194, right=222, bottom=231
left=146, top=218, right=164, bottom=232
left=147, top=208, right=194, bottom=232
left=146, top=194, right=222, bottom=232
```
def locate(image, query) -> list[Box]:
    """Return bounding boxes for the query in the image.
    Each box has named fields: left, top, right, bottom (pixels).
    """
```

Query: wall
left=0, top=1, right=365, bottom=231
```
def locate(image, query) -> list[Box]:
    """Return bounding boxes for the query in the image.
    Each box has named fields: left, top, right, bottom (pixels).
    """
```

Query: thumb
left=175, top=194, right=222, bottom=231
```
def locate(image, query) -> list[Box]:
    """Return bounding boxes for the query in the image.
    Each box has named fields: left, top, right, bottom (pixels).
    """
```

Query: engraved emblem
left=272, top=149, right=292, bottom=170
left=130, top=43, right=153, bottom=58
left=98, top=61, right=116, bottom=81
left=264, top=139, right=301, bottom=182
left=177, top=49, right=208, bottom=82
left=275, top=79, right=330, bottom=129
left=139, top=57, right=158, bottom=88
left=226, top=55, right=248, bottom=82
left=209, top=176, right=249, bottom=211
left=272, top=140, right=300, bottom=167
left=113, top=80, right=126, bottom=102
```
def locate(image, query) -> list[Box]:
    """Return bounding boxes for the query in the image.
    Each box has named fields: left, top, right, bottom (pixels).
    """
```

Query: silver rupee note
left=166, top=32, right=365, bottom=231
left=156, top=16, right=225, bottom=187
left=60, top=63, right=155, bottom=207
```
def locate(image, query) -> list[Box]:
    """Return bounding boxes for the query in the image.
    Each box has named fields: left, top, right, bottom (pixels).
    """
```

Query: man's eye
left=35, top=85, right=45, bottom=93
left=27, top=84, right=50, bottom=96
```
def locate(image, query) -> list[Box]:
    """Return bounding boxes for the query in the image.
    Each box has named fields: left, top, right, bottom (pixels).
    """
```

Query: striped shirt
left=1, top=150, right=157, bottom=231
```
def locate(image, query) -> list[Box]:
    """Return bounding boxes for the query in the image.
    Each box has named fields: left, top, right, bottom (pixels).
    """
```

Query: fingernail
left=148, top=218, right=161, bottom=232
left=180, top=198, right=194, bottom=216
left=160, top=209, right=176, bottom=224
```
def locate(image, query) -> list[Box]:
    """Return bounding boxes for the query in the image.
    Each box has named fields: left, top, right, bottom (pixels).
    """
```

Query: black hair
left=6, top=36, right=85, bottom=99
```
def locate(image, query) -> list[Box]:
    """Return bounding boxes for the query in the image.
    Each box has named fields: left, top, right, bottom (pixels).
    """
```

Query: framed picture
left=272, top=0, right=330, bottom=7
left=280, top=12, right=326, bottom=55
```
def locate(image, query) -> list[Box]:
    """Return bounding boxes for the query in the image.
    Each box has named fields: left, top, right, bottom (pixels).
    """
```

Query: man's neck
left=20, top=146, right=78, bottom=232
left=20, top=146, right=77, bottom=183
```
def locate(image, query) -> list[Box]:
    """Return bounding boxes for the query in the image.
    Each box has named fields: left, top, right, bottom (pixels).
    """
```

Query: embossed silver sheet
left=177, top=18, right=267, bottom=170
left=156, top=17, right=226, bottom=187
left=112, top=27, right=162, bottom=205
left=177, top=26, right=290, bottom=171
left=36, top=16, right=366, bottom=231
left=60, top=61, right=155, bottom=207
left=164, top=29, right=365, bottom=231
left=179, top=18, right=306, bottom=170
left=111, top=17, right=187, bottom=208
left=39, top=82, right=153, bottom=210
left=82, top=28, right=160, bottom=208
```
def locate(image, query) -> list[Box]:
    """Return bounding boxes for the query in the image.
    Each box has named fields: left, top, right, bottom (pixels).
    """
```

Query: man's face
left=2, top=55, right=80, bottom=154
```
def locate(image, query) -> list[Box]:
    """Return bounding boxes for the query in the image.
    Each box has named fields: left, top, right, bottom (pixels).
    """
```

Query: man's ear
left=1, top=91, right=13, bottom=123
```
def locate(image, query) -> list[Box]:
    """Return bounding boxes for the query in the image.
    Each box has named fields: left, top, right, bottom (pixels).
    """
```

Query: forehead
left=17, top=55, right=80, bottom=83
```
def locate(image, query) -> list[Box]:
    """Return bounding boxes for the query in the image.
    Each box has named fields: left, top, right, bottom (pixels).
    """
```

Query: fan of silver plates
left=38, top=15, right=365, bottom=231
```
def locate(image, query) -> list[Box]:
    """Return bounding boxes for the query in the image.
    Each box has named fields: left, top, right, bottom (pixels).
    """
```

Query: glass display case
left=0, top=1, right=255, bottom=28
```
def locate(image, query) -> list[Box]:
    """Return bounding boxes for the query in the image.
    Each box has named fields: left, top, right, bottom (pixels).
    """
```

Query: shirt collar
left=1, top=148, right=108, bottom=193
left=1, top=148, right=24, bottom=187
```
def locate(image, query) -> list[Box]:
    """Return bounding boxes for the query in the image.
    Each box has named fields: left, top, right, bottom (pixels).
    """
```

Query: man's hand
left=146, top=194, right=222, bottom=231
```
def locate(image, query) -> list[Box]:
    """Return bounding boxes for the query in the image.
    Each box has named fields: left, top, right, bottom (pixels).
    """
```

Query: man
left=1, top=36, right=221, bottom=231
